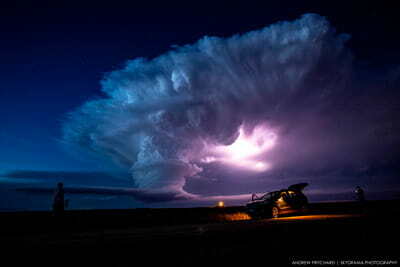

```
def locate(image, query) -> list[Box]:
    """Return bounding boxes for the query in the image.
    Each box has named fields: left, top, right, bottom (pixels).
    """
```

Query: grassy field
left=1, top=200, right=399, bottom=266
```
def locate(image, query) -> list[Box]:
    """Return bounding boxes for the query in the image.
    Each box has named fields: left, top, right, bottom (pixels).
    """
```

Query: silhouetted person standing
left=52, top=182, right=65, bottom=216
left=355, top=186, right=365, bottom=202
left=355, top=186, right=366, bottom=214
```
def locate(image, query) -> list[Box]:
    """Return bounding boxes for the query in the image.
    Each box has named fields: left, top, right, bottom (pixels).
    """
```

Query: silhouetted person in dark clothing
left=355, top=186, right=366, bottom=214
left=52, top=182, right=65, bottom=216
left=355, top=186, right=365, bottom=202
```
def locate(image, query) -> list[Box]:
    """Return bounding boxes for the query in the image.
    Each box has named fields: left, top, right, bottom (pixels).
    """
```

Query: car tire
left=272, top=206, right=279, bottom=218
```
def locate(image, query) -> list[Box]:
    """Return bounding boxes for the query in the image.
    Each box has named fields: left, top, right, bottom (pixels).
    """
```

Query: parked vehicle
left=246, top=183, right=309, bottom=218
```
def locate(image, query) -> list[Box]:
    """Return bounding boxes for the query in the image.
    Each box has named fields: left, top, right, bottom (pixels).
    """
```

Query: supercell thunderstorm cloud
left=63, top=14, right=400, bottom=202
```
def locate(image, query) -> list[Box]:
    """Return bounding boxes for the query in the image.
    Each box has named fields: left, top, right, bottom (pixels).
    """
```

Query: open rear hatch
left=288, top=183, right=308, bottom=191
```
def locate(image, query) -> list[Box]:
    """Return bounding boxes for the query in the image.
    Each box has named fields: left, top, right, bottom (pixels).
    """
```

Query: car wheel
left=272, top=206, right=279, bottom=218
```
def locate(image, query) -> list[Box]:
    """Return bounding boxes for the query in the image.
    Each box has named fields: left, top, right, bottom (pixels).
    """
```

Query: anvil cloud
left=63, top=14, right=400, bottom=201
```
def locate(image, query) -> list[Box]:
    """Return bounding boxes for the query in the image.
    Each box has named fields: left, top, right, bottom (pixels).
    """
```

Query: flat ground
left=1, top=200, right=399, bottom=266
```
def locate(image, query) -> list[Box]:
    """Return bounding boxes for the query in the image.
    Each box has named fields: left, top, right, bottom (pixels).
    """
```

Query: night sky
left=1, top=1, right=399, bottom=210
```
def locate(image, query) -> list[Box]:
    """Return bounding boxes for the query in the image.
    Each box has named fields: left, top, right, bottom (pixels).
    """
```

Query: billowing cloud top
left=63, top=14, right=400, bottom=199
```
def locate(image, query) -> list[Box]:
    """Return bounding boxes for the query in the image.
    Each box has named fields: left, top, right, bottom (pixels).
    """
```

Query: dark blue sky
left=1, top=1, right=399, bottom=210
left=1, top=1, right=397, bottom=170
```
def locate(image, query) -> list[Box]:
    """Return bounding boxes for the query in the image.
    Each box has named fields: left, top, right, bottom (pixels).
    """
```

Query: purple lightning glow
left=202, top=125, right=277, bottom=172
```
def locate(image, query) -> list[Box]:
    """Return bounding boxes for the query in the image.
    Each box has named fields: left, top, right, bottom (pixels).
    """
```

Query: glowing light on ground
left=216, top=212, right=251, bottom=221
left=271, top=214, right=359, bottom=221
left=203, top=124, right=276, bottom=172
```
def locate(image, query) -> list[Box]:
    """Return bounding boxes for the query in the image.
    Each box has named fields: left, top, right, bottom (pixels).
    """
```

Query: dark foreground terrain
left=1, top=200, right=399, bottom=266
